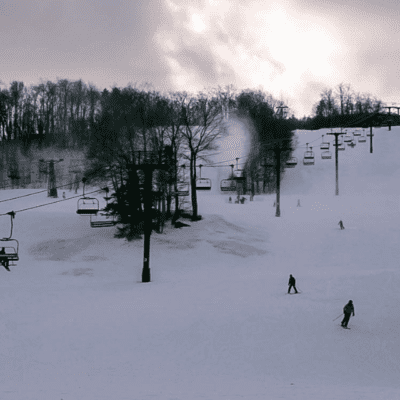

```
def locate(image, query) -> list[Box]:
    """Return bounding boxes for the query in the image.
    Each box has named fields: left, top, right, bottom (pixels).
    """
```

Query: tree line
left=3, top=79, right=384, bottom=239
left=293, top=83, right=393, bottom=130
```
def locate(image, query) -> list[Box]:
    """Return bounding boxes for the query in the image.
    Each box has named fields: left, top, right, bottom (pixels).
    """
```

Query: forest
left=0, top=79, right=391, bottom=238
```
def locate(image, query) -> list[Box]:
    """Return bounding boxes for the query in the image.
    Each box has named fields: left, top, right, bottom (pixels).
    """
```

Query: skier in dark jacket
left=288, top=274, right=298, bottom=294
left=0, top=247, right=10, bottom=271
left=341, top=300, right=355, bottom=328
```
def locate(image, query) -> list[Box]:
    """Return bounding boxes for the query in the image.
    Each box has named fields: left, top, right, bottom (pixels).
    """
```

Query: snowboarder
left=288, top=274, right=298, bottom=294
left=338, top=220, right=345, bottom=230
left=341, top=300, right=355, bottom=328
left=0, top=247, right=10, bottom=271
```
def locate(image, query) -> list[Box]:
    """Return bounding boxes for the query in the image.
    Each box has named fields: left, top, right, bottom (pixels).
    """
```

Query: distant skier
left=338, top=220, right=345, bottom=230
left=229, top=196, right=232, bottom=203
left=62, top=192, right=66, bottom=199
left=288, top=274, right=298, bottom=294
left=297, top=199, right=301, bottom=207
left=341, top=300, right=355, bottom=328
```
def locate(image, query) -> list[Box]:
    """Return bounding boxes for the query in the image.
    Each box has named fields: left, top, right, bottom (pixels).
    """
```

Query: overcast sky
left=1, top=0, right=399, bottom=117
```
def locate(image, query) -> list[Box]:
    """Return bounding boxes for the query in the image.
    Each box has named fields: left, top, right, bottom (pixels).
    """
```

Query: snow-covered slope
left=0, top=126, right=399, bottom=399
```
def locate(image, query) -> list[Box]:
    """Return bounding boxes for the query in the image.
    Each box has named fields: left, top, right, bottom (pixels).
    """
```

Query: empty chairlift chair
left=77, top=197, right=100, bottom=215
left=286, top=157, right=298, bottom=168
left=321, top=150, right=332, bottom=159
left=76, top=177, right=100, bottom=215
left=173, top=182, right=190, bottom=196
left=320, top=135, right=330, bottom=150
left=358, top=134, right=367, bottom=143
left=90, top=213, right=116, bottom=228
left=196, top=164, right=212, bottom=191
left=343, top=134, right=353, bottom=143
left=303, top=144, right=315, bottom=165
left=220, top=179, right=236, bottom=192
left=196, top=178, right=212, bottom=190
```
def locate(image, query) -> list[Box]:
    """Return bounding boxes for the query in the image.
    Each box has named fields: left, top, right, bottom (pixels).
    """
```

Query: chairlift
left=358, top=135, right=366, bottom=143
left=76, top=177, right=100, bottom=215
left=347, top=139, right=356, bottom=147
left=196, top=178, right=212, bottom=190
left=343, top=135, right=353, bottom=142
left=321, top=151, right=332, bottom=159
left=90, top=213, right=116, bottom=228
left=0, top=212, right=19, bottom=266
left=77, top=197, right=100, bottom=215
left=353, top=130, right=361, bottom=136
left=367, top=131, right=374, bottom=136
left=303, top=144, right=315, bottom=165
left=286, top=157, right=298, bottom=168
left=320, top=135, right=330, bottom=150
left=338, top=143, right=345, bottom=151
left=220, top=179, right=237, bottom=192
left=233, top=169, right=245, bottom=180
left=172, top=182, right=190, bottom=196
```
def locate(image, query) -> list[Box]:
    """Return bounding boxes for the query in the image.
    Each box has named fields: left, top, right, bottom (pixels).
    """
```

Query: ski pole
left=333, top=313, right=343, bottom=322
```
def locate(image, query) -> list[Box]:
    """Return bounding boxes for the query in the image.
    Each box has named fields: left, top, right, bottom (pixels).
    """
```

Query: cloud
left=2, top=0, right=400, bottom=116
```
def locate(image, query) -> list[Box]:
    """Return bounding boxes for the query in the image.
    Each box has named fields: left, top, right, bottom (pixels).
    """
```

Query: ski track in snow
left=0, top=126, right=399, bottom=399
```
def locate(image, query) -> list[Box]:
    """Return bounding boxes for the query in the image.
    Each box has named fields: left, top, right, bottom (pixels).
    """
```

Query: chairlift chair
left=358, top=135, right=367, bottom=143
left=320, top=135, right=330, bottom=150
left=77, top=197, right=100, bottom=215
left=233, top=169, right=245, bottom=180
left=0, top=212, right=19, bottom=266
left=76, top=177, right=100, bottom=214
left=320, top=142, right=330, bottom=150
left=353, top=130, right=361, bottom=136
left=321, top=151, right=332, bottom=159
left=338, top=143, right=345, bottom=151
left=220, top=179, right=236, bottom=192
left=0, top=239, right=19, bottom=263
left=172, top=182, right=190, bottom=196
left=367, top=131, right=374, bottom=136
left=90, top=213, right=116, bottom=228
left=303, top=151, right=315, bottom=166
left=343, top=135, right=353, bottom=142
left=196, top=178, right=212, bottom=190
left=286, top=157, right=298, bottom=168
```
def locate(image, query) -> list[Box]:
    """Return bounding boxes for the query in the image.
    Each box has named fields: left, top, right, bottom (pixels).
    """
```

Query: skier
left=341, top=300, right=355, bottom=328
left=62, top=191, right=66, bottom=199
left=228, top=196, right=232, bottom=203
left=288, top=274, right=298, bottom=294
left=338, top=220, right=345, bottom=230
left=0, top=247, right=10, bottom=272
left=297, top=199, right=301, bottom=207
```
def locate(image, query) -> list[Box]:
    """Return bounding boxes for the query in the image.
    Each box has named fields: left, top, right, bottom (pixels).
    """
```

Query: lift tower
left=327, top=131, right=343, bottom=195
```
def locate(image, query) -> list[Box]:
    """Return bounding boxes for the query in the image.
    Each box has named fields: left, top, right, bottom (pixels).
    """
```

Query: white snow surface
left=1, top=127, right=400, bottom=399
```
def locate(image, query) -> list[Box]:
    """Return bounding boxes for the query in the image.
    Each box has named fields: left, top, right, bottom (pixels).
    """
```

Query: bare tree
left=180, top=92, right=226, bottom=220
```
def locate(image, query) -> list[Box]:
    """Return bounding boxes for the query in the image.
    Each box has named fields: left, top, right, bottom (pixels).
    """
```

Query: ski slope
left=0, top=126, right=400, bottom=400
